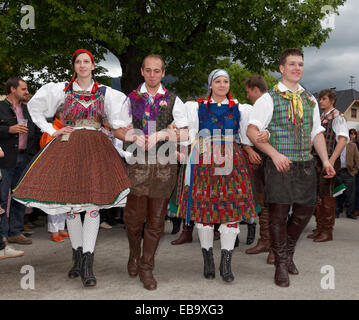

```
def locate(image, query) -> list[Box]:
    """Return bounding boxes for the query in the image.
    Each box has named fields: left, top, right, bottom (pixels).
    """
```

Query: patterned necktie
left=142, top=95, right=154, bottom=128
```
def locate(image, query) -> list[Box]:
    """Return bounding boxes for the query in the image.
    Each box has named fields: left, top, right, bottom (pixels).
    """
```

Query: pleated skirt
left=13, top=129, right=131, bottom=215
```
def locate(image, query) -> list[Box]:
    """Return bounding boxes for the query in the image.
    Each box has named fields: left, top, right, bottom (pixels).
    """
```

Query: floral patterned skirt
left=177, top=142, right=257, bottom=224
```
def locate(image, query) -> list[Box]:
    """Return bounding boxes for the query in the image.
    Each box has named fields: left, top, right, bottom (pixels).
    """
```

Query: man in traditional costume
left=116, top=54, right=188, bottom=290
left=307, top=88, right=348, bottom=242
left=247, top=48, right=336, bottom=287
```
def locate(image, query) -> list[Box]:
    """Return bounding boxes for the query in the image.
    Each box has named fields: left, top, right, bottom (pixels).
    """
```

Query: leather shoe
left=8, top=234, right=32, bottom=245
left=287, top=259, right=299, bottom=275
left=274, top=263, right=289, bottom=287
left=171, top=223, right=193, bottom=245
left=346, top=213, right=357, bottom=220
left=50, top=234, right=64, bottom=242
left=139, top=269, right=157, bottom=290
left=59, top=231, right=70, bottom=238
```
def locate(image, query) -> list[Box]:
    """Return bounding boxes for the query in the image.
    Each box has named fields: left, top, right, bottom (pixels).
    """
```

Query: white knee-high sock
left=82, top=210, right=100, bottom=254
left=66, top=213, right=83, bottom=250
left=219, top=222, right=240, bottom=251
left=196, top=223, right=214, bottom=250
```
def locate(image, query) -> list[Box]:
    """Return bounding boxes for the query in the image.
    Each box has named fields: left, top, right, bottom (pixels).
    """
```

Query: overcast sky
left=101, top=0, right=359, bottom=93
left=300, top=0, right=359, bottom=93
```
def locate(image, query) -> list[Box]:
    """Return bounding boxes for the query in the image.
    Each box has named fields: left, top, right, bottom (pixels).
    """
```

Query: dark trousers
left=0, top=221, right=5, bottom=250
left=0, top=154, right=30, bottom=238
left=315, top=155, right=340, bottom=197
left=355, top=174, right=359, bottom=211
left=336, top=168, right=355, bottom=215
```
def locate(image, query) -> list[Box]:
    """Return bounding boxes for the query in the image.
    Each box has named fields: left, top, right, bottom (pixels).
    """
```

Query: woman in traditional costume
left=177, top=69, right=257, bottom=282
left=12, top=49, right=131, bottom=287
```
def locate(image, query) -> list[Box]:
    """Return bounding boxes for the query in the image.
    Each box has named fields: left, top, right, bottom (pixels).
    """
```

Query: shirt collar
left=277, top=81, right=304, bottom=93
left=324, top=108, right=335, bottom=116
left=140, top=83, right=164, bottom=96
left=72, top=80, right=95, bottom=92
left=210, top=96, right=229, bottom=104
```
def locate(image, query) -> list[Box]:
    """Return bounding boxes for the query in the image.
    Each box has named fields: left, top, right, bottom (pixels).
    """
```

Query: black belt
left=18, top=149, right=27, bottom=154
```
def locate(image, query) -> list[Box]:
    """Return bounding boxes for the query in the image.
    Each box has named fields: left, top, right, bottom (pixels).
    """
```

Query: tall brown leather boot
left=124, top=194, right=148, bottom=278
left=307, top=197, right=321, bottom=239
left=139, top=197, right=168, bottom=290
left=269, top=203, right=290, bottom=287
left=267, top=211, right=293, bottom=265
left=314, top=196, right=335, bottom=242
left=246, top=194, right=270, bottom=254
left=171, top=220, right=194, bottom=245
left=287, top=203, right=315, bottom=275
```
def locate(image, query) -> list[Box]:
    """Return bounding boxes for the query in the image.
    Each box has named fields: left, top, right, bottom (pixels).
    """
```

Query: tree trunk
left=120, top=47, right=144, bottom=95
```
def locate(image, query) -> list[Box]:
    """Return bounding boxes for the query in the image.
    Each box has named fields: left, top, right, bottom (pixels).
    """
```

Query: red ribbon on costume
left=197, top=94, right=235, bottom=109
left=227, top=223, right=238, bottom=228
left=91, top=82, right=100, bottom=93
left=197, top=96, right=212, bottom=104
left=197, top=96, right=212, bottom=109
left=228, top=93, right=235, bottom=109
left=63, top=73, right=76, bottom=92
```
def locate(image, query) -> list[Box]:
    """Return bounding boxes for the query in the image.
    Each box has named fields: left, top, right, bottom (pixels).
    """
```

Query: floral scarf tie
left=274, top=84, right=304, bottom=125
left=143, top=95, right=155, bottom=128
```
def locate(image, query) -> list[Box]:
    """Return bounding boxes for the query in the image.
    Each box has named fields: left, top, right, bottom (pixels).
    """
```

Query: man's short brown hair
left=244, top=75, right=268, bottom=94
left=5, top=77, right=25, bottom=94
left=319, top=88, right=337, bottom=104
left=279, top=48, right=304, bottom=66
left=142, top=54, right=165, bottom=71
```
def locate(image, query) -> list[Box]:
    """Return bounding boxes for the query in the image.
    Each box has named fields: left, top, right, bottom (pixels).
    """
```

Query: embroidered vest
left=268, top=89, right=314, bottom=161
left=63, top=86, right=106, bottom=124
left=198, top=102, right=240, bottom=136
left=125, top=88, right=177, bottom=156
left=321, top=109, right=340, bottom=156
left=129, top=92, right=176, bottom=133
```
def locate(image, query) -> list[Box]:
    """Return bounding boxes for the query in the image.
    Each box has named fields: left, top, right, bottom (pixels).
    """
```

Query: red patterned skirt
left=177, top=142, right=256, bottom=224
left=13, top=129, right=131, bottom=215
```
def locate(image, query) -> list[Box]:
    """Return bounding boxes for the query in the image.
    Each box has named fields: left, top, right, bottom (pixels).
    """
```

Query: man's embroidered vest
left=321, top=109, right=340, bottom=156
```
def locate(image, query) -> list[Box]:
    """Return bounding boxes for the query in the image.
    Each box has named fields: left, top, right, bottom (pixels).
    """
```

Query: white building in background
left=335, top=89, right=359, bottom=130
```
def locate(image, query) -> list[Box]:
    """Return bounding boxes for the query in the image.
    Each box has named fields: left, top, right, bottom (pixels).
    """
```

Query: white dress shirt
left=28, top=81, right=131, bottom=136
left=322, top=108, right=349, bottom=143
left=248, top=81, right=325, bottom=143
left=237, top=103, right=253, bottom=146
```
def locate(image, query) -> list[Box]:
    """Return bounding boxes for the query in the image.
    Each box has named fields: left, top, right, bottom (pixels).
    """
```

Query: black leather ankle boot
left=68, top=246, right=82, bottom=279
left=80, top=251, right=97, bottom=287
left=201, top=248, right=215, bottom=279
left=219, top=249, right=234, bottom=282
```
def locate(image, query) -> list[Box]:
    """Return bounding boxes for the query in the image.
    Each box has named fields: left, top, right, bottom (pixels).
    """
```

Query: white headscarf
left=207, top=69, right=230, bottom=88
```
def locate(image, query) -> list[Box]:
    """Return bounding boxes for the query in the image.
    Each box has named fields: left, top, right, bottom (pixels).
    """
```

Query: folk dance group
left=12, top=47, right=336, bottom=290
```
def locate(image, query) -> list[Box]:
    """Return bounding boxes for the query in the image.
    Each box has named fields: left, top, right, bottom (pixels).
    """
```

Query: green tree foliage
left=0, top=0, right=346, bottom=96
left=228, top=64, right=278, bottom=103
